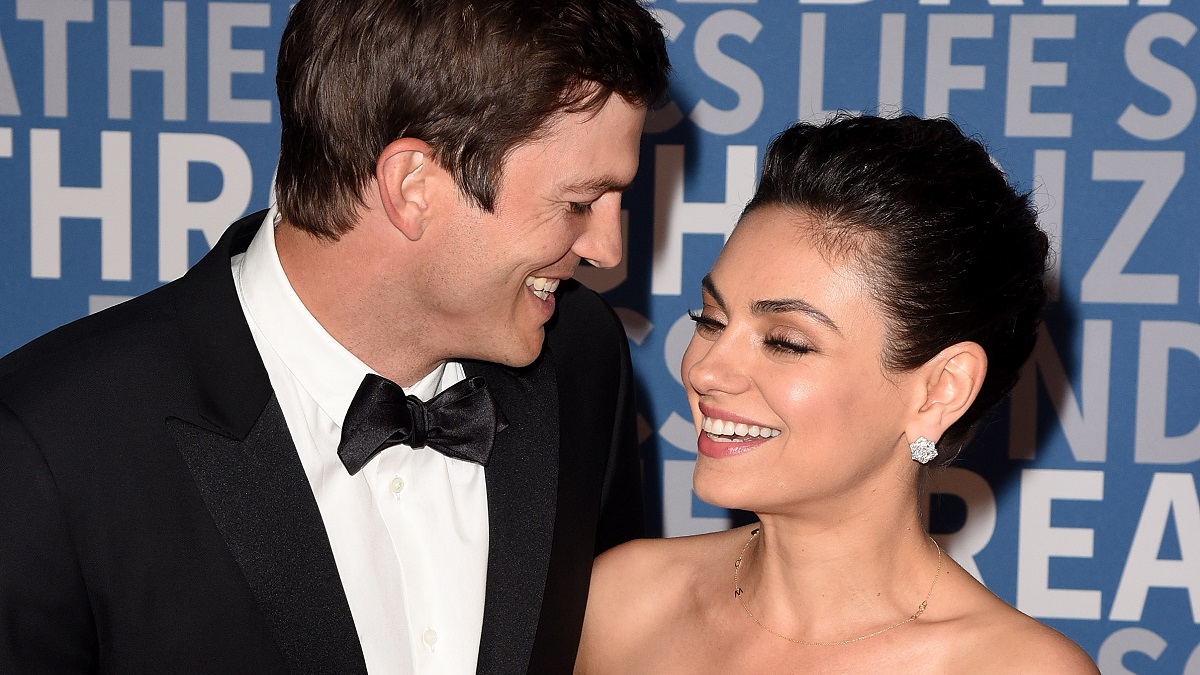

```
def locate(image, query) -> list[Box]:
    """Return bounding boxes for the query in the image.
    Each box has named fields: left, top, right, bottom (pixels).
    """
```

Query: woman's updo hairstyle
left=744, top=114, right=1049, bottom=463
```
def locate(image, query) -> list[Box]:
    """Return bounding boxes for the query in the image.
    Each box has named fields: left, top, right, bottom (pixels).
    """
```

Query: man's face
left=420, top=95, right=646, bottom=367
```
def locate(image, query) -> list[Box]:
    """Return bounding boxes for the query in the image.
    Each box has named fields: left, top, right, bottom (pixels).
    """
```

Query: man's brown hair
left=275, top=0, right=670, bottom=238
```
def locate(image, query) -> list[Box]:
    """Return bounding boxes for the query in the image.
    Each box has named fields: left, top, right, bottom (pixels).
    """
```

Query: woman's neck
left=736, top=503, right=941, bottom=644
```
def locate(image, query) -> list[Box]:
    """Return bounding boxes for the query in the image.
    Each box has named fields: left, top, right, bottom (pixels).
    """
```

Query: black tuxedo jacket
left=0, top=212, right=643, bottom=673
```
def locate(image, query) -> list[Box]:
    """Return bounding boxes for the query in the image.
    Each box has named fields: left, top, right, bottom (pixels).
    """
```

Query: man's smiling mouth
left=525, top=276, right=561, bottom=301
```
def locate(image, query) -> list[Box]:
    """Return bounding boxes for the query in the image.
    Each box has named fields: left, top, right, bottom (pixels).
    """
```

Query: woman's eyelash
left=764, top=337, right=814, bottom=355
left=689, top=310, right=813, bottom=355
left=687, top=310, right=724, bottom=332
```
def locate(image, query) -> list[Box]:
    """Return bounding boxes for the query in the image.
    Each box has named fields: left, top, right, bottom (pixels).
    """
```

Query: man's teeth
left=525, top=276, right=561, bottom=301
left=701, top=416, right=781, bottom=441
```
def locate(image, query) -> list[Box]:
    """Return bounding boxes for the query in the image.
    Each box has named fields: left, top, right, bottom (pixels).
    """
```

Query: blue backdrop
left=1, top=1, right=1197, bottom=671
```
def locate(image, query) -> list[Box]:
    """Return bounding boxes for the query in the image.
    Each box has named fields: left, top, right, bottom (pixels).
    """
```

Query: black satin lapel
left=167, top=397, right=367, bottom=675
left=466, top=358, right=559, bottom=674
left=173, top=210, right=275, bottom=439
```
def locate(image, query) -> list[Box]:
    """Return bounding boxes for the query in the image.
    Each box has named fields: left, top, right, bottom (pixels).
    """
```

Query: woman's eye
left=764, top=337, right=814, bottom=356
left=687, top=309, right=724, bottom=337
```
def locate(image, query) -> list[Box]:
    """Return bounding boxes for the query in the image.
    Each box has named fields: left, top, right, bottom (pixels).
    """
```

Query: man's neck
left=273, top=217, right=444, bottom=387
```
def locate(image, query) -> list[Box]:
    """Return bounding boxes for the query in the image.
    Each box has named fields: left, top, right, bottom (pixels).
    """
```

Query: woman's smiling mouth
left=701, top=415, right=781, bottom=440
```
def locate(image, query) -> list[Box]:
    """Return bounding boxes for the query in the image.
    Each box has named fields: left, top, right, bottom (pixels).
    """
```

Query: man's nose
left=574, top=195, right=623, bottom=269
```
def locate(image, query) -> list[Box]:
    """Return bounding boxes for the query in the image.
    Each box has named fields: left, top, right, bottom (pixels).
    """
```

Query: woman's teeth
left=701, top=416, right=781, bottom=441
left=525, top=276, right=560, bottom=301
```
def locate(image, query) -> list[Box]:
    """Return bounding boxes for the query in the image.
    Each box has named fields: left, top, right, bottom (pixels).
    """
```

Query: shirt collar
left=236, top=206, right=451, bottom=426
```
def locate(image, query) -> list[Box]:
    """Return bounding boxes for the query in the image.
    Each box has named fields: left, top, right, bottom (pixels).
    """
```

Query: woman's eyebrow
left=703, top=273, right=841, bottom=334
left=700, top=274, right=725, bottom=308
left=751, top=298, right=841, bottom=335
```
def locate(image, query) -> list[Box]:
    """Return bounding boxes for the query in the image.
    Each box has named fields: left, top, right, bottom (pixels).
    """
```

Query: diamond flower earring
left=910, top=436, right=938, bottom=464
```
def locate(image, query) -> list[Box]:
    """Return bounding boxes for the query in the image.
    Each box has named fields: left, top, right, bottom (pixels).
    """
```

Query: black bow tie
left=337, top=373, right=508, bottom=475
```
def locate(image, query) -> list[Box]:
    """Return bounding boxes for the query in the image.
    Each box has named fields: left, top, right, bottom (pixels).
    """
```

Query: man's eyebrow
left=561, top=176, right=633, bottom=194
left=751, top=298, right=841, bottom=334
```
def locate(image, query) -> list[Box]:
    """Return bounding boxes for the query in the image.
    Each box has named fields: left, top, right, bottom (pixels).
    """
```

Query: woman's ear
left=376, top=138, right=432, bottom=240
left=906, top=341, right=987, bottom=443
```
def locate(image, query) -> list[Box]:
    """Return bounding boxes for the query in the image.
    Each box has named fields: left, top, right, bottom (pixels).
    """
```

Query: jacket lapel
left=467, top=356, right=559, bottom=674
left=164, top=212, right=365, bottom=673
left=167, top=401, right=366, bottom=674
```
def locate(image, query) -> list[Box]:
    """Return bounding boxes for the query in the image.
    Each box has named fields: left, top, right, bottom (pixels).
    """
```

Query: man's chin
left=478, top=330, right=547, bottom=368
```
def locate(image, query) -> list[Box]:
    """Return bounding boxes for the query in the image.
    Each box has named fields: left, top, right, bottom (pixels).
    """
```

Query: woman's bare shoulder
left=588, top=526, right=748, bottom=611
left=938, top=571, right=1098, bottom=674
left=577, top=527, right=753, bottom=672
left=957, top=611, right=1097, bottom=673
left=596, top=526, right=747, bottom=571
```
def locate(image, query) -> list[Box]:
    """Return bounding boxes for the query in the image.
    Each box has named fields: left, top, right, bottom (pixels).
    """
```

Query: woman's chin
left=691, top=465, right=755, bottom=513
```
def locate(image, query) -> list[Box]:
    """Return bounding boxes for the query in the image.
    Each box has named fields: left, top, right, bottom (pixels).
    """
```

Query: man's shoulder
left=545, top=279, right=627, bottom=361
left=0, top=212, right=258, bottom=396
left=552, top=279, right=621, bottom=327
left=0, top=284, right=188, bottom=404
left=2, top=285, right=176, bottom=372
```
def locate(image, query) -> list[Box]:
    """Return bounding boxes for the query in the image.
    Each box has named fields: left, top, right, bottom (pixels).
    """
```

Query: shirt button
left=389, top=476, right=405, bottom=494
left=422, top=628, right=438, bottom=649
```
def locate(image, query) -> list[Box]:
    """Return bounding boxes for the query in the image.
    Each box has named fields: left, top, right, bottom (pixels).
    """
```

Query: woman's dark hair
left=275, top=0, right=670, bottom=238
left=745, top=114, right=1049, bottom=462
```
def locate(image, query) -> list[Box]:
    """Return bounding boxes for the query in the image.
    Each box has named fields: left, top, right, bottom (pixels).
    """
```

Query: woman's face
left=682, top=206, right=922, bottom=514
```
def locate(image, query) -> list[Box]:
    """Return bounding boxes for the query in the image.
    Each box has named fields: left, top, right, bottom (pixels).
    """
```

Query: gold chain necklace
left=732, top=527, right=943, bottom=647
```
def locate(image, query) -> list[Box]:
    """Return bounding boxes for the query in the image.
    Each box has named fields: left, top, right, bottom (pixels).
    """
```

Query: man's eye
left=567, top=201, right=594, bottom=215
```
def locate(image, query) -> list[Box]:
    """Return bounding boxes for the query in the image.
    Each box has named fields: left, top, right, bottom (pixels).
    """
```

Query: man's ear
left=377, top=138, right=432, bottom=241
left=905, top=341, right=987, bottom=444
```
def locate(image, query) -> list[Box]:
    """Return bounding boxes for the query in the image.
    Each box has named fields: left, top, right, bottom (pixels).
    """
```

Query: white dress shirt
left=231, top=207, right=489, bottom=674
